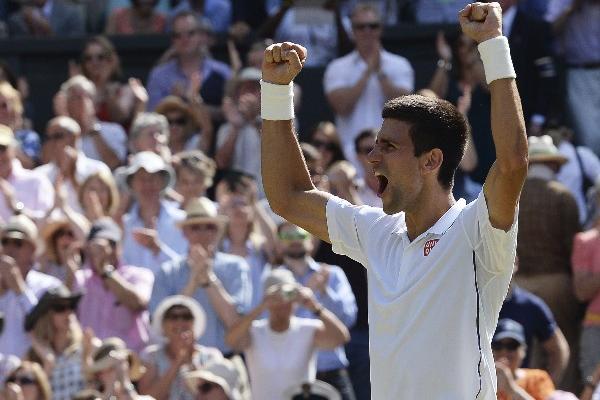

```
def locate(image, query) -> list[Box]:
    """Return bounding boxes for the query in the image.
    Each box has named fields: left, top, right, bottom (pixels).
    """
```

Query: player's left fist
left=459, top=2, right=503, bottom=44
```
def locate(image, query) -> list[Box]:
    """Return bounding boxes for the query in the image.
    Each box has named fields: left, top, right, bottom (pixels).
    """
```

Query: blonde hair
left=61, top=75, right=97, bottom=99
left=0, top=81, right=23, bottom=115
left=28, top=312, right=83, bottom=359
left=78, top=171, right=120, bottom=216
left=8, top=361, right=53, bottom=400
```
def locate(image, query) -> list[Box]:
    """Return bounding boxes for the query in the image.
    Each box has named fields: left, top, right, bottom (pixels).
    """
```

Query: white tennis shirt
left=326, top=191, right=518, bottom=399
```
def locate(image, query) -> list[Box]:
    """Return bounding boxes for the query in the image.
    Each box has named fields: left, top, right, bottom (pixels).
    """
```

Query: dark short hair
left=381, top=95, right=469, bottom=189
left=354, top=128, right=376, bottom=154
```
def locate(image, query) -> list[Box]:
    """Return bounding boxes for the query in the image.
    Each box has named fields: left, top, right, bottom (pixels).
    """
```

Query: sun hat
left=25, top=285, right=83, bottom=332
left=528, top=135, right=568, bottom=165
left=184, top=358, right=242, bottom=400
left=123, top=151, right=175, bottom=191
left=87, top=337, right=146, bottom=381
left=176, top=197, right=228, bottom=228
left=2, top=214, right=38, bottom=244
left=151, top=295, right=207, bottom=339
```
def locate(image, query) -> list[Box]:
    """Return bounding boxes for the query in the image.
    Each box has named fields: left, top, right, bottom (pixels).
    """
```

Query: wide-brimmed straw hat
left=151, top=295, right=207, bottom=339
left=87, top=337, right=146, bottom=382
left=176, top=197, right=228, bottom=228
left=25, top=285, right=83, bottom=331
left=184, top=358, right=242, bottom=400
left=528, top=135, right=568, bottom=165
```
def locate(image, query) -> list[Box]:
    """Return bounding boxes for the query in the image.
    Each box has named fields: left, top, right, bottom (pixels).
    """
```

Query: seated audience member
left=138, top=295, right=222, bottom=400
left=87, top=337, right=150, bottom=400
left=277, top=222, right=357, bottom=400
left=75, top=218, right=154, bottom=352
left=36, top=116, right=111, bottom=213
left=168, top=0, right=232, bottom=34
left=147, top=11, right=231, bottom=112
left=106, top=0, right=166, bottom=34
left=150, top=197, right=251, bottom=355
left=172, top=150, right=216, bottom=209
left=414, top=0, right=470, bottom=23
left=326, top=161, right=363, bottom=207
left=310, top=122, right=345, bottom=173
left=0, top=215, right=60, bottom=357
left=128, top=112, right=171, bottom=161
left=0, top=81, right=40, bottom=168
left=7, top=0, right=84, bottom=37
left=493, top=319, right=556, bottom=400
left=0, top=125, right=54, bottom=223
left=4, top=361, right=52, bottom=400
left=121, top=151, right=186, bottom=274
left=78, top=36, right=147, bottom=126
left=353, top=129, right=380, bottom=207
left=155, top=95, right=213, bottom=155
left=77, top=171, right=121, bottom=224
left=24, top=286, right=89, bottom=399
left=226, top=269, right=350, bottom=400
left=59, top=76, right=128, bottom=170
left=184, top=358, right=245, bottom=400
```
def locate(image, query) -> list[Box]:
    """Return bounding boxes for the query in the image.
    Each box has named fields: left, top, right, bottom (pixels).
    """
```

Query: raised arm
left=261, top=43, right=332, bottom=242
left=459, top=3, right=528, bottom=231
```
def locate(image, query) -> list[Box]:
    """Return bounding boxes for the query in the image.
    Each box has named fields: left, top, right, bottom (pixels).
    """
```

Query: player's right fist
left=262, top=42, right=307, bottom=85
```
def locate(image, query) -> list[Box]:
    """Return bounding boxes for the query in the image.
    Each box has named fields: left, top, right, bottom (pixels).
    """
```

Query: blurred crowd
left=0, top=0, right=599, bottom=399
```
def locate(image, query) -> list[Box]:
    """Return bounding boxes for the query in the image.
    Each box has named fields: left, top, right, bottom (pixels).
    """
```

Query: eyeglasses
left=197, top=382, right=218, bottom=394
left=357, top=146, right=374, bottom=155
left=172, top=29, right=199, bottom=40
left=6, top=375, right=36, bottom=386
left=55, top=228, right=75, bottom=239
left=278, top=230, right=309, bottom=241
left=83, top=53, right=110, bottom=63
left=491, top=339, right=521, bottom=352
left=312, top=140, right=336, bottom=151
left=50, top=303, right=76, bottom=313
left=188, top=224, right=219, bottom=232
left=167, top=116, right=188, bottom=126
left=164, top=311, right=194, bottom=321
left=353, top=22, right=381, bottom=31
left=46, top=131, right=70, bottom=142
left=1, top=238, right=24, bottom=248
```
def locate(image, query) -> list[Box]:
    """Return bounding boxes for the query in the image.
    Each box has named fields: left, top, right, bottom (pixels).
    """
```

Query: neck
left=179, top=54, right=203, bottom=72
left=404, top=188, right=455, bottom=241
left=269, top=315, right=290, bottom=332
left=357, top=43, right=379, bottom=60
left=137, top=200, right=161, bottom=225
left=228, top=225, right=249, bottom=246
left=285, top=257, right=310, bottom=276
left=52, top=330, right=70, bottom=354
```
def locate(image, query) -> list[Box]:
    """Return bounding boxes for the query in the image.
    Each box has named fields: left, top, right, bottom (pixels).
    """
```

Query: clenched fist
left=459, top=2, right=503, bottom=44
left=261, top=42, right=307, bottom=85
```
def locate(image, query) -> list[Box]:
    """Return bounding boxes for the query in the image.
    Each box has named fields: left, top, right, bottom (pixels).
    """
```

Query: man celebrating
left=260, top=2, right=528, bottom=398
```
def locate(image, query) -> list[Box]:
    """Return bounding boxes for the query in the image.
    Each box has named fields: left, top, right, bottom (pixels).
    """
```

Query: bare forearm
left=215, top=127, right=239, bottom=168
left=328, top=72, right=371, bottom=115
left=315, top=307, right=350, bottom=350
left=225, top=303, right=265, bottom=350
left=378, top=75, right=410, bottom=100
left=205, top=279, right=240, bottom=328
left=92, top=136, right=121, bottom=169
left=428, top=66, right=450, bottom=99
left=105, top=274, right=147, bottom=311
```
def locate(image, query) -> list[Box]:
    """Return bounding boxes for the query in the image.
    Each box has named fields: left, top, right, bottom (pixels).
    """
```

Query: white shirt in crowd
left=326, top=190, right=518, bottom=399
left=245, top=316, right=322, bottom=400
left=323, top=50, right=414, bottom=169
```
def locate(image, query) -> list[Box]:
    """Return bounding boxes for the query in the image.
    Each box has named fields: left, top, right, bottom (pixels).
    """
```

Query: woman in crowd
left=106, top=0, right=166, bottom=35
left=24, top=286, right=93, bottom=400
left=226, top=269, right=349, bottom=400
left=138, top=296, right=223, bottom=400
left=128, top=112, right=171, bottom=161
left=4, top=361, right=52, bottom=400
left=77, top=171, right=122, bottom=224
left=172, top=150, right=216, bottom=209
left=310, top=122, right=345, bottom=172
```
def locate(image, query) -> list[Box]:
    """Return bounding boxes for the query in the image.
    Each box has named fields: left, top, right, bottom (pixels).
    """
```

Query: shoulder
left=215, top=252, right=248, bottom=270
left=205, top=58, right=232, bottom=79
left=140, top=343, right=161, bottom=359
left=149, top=60, right=177, bottom=77
left=163, top=202, right=186, bottom=219
left=326, top=52, right=356, bottom=71
left=99, top=121, right=126, bottom=135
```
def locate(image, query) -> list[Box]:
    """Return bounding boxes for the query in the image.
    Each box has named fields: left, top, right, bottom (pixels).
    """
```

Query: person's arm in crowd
left=460, top=3, right=528, bottom=231
left=542, top=328, right=570, bottom=384
left=102, top=267, right=152, bottom=312
left=214, top=104, right=243, bottom=169
left=256, top=1, right=292, bottom=38
left=377, top=70, right=412, bottom=100
left=549, top=0, right=583, bottom=33
left=332, top=2, right=353, bottom=56
left=580, top=362, right=600, bottom=400
left=89, top=131, right=121, bottom=170
left=310, top=266, right=357, bottom=328
left=225, top=296, right=268, bottom=352
left=22, top=6, right=52, bottom=36
left=190, top=94, right=214, bottom=155
left=573, top=270, right=600, bottom=302
left=427, top=31, right=453, bottom=99
left=325, top=63, right=375, bottom=117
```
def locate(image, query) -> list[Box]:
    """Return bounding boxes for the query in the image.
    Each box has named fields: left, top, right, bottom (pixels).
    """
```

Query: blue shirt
left=150, top=253, right=252, bottom=353
left=15, top=129, right=41, bottom=162
left=168, top=0, right=232, bottom=33
left=286, top=258, right=357, bottom=372
left=122, top=201, right=187, bottom=275
left=147, top=58, right=231, bottom=110
left=499, top=285, right=557, bottom=367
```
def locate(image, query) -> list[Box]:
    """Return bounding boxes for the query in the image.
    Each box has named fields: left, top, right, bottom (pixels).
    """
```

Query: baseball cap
left=493, top=319, right=526, bottom=345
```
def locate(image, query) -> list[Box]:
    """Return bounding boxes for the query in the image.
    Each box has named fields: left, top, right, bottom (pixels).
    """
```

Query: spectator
left=259, top=1, right=352, bottom=67
left=60, top=76, right=128, bottom=170
left=546, top=0, right=600, bottom=154
left=8, top=0, right=84, bottom=37
left=326, top=161, right=363, bottom=207
left=128, top=112, right=172, bottom=161
left=138, top=295, right=223, bottom=400
left=0, top=125, right=54, bottom=224
left=36, top=116, right=111, bottom=214
left=74, top=218, right=154, bottom=352
left=4, top=361, right=52, bottom=400
left=149, top=197, right=252, bottom=354
left=215, top=68, right=262, bottom=196
left=493, top=319, right=556, bottom=400
left=310, top=122, right=345, bottom=173
left=23, top=286, right=89, bottom=400
left=78, top=36, right=148, bottom=127
left=155, top=95, right=213, bottom=155
left=0, top=81, right=41, bottom=168
left=581, top=362, right=600, bottom=400
left=515, top=135, right=581, bottom=391
left=184, top=358, right=245, bottom=400
left=172, top=150, right=216, bottom=209
left=86, top=337, right=150, bottom=399
left=121, top=151, right=186, bottom=274
left=0, top=214, right=60, bottom=358
left=146, top=11, right=231, bottom=112
left=226, top=268, right=350, bottom=400
left=353, top=129, right=381, bottom=207
left=277, top=222, right=357, bottom=400
left=77, top=171, right=121, bottom=224
left=414, top=0, right=470, bottom=23
left=323, top=3, right=413, bottom=170
left=106, top=0, right=167, bottom=34
left=300, top=143, right=329, bottom=193
left=168, top=0, right=232, bottom=34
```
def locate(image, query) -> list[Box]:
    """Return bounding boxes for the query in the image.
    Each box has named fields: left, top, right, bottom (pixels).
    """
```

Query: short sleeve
left=572, top=232, right=594, bottom=273
left=384, top=56, right=415, bottom=92
left=323, top=59, right=351, bottom=94
left=123, top=267, right=155, bottom=303
left=532, top=297, right=558, bottom=342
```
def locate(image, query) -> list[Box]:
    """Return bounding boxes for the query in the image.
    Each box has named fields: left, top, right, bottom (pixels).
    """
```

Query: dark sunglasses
left=491, top=339, right=521, bottom=352
left=172, top=29, right=199, bottom=40
left=164, top=311, right=194, bottom=321
left=312, top=140, right=336, bottom=151
left=46, top=131, right=69, bottom=142
left=83, top=53, right=109, bottom=63
left=353, top=22, right=381, bottom=31
left=168, top=116, right=188, bottom=126
left=188, top=224, right=219, bottom=233
left=1, top=238, right=24, bottom=248
left=0, top=144, right=8, bottom=152
left=278, top=230, right=309, bottom=241
left=198, top=382, right=218, bottom=394
left=357, top=146, right=374, bottom=155
left=50, top=303, right=76, bottom=313
left=6, top=375, right=36, bottom=386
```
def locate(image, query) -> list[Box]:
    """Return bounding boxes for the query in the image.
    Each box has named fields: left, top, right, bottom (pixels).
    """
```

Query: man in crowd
left=8, top=0, right=84, bottom=37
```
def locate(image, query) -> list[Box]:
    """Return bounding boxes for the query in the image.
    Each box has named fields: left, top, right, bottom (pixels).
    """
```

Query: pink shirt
left=572, top=228, right=600, bottom=325
left=75, top=263, right=154, bottom=352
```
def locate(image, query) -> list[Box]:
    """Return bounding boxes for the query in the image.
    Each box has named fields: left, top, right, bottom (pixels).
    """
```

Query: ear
left=419, top=148, right=444, bottom=176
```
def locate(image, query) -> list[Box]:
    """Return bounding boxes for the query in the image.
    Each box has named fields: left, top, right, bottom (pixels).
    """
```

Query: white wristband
left=477, top=36, right=516, bottom=84
left=260, top=80, right=294, bottom=121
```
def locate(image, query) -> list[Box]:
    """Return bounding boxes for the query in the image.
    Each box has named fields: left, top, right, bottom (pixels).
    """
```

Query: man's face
left=278, top=224, right=312, bottom=260
left=492, top=338, right=525, bottom=372
left=356, top=135, right=375, bottom=170
left=130, top=169, right=165, bottom=201
left=1, top=236, right=35, bottom=272
left=171, top=16, right=207, bottom=58
left=351, top=10, right=382, bottom=48
left=45, top=121, right=76, bottom=157
left=368, top=119, right=423, bottom=215
left=132, top=124, right=168, bottom=154
left=66, top=87, right=95, bottom=123
left=86, top=238, right=116, bottom=270
left=182, top=222, right=220, bottom=250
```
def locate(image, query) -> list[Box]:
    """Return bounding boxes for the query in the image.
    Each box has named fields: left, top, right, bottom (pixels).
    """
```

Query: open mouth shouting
left=375, top=173, right=389, bottom=198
